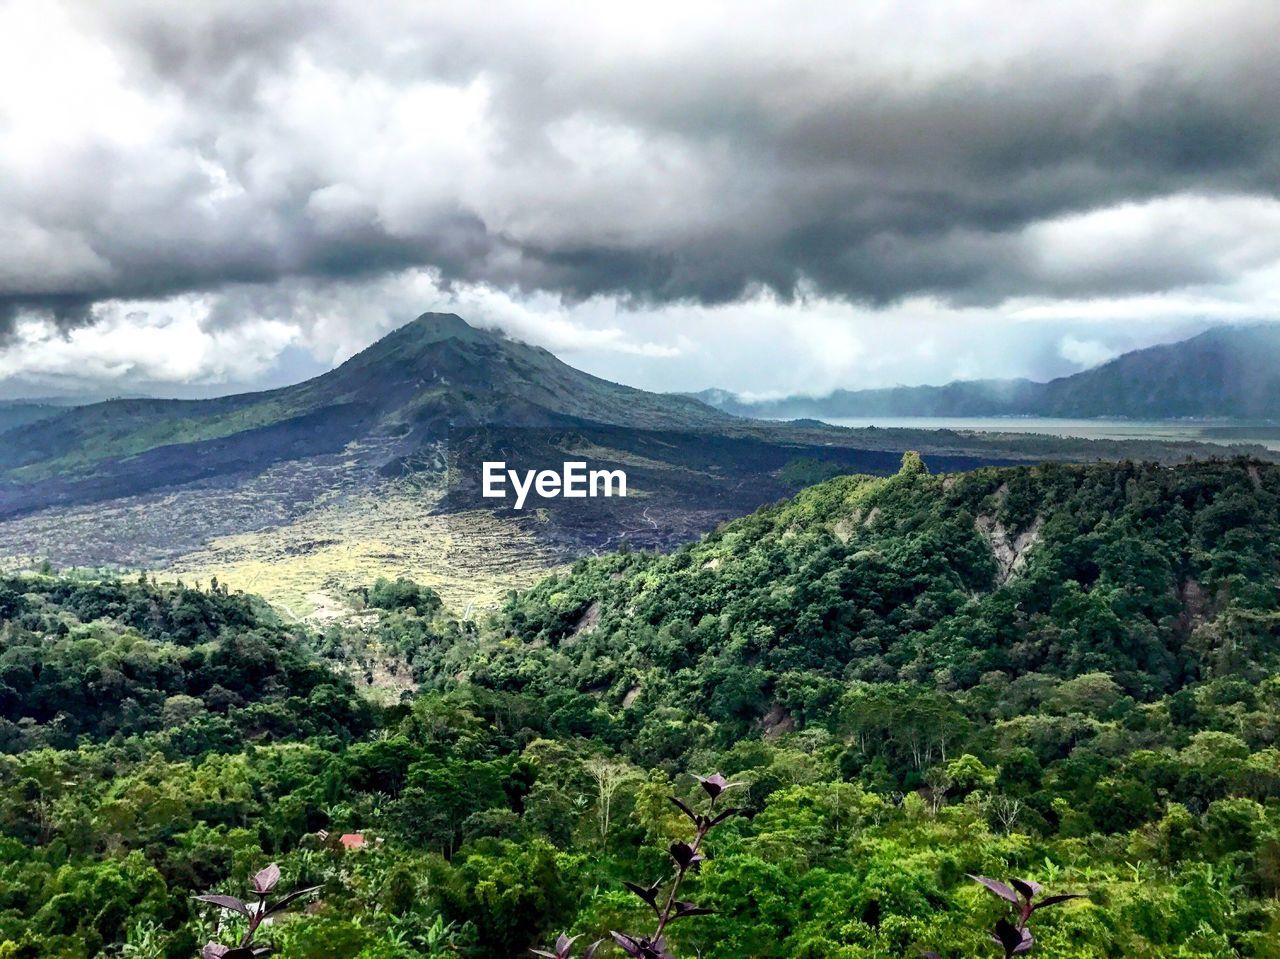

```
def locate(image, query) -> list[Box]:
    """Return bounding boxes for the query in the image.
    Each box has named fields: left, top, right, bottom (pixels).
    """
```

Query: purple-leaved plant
left=196, top=863, right=320, bottom=958
left=535, top=772, right=747, bottom=959
left=533, top=933, right=603, bottom=959
left=966, top=875, right=1083, bottom=958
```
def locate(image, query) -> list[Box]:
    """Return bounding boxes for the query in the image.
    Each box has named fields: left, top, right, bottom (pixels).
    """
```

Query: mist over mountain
left=697, top=324, right=1280, bottom=421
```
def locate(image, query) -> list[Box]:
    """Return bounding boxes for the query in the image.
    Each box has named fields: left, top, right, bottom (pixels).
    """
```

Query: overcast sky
left=2, top=0, right=1279, bottom=400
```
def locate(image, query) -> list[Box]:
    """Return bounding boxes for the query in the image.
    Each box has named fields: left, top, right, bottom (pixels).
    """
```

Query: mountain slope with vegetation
left=459, top=455, right=1280, bottom=708
left=0, top=572, right=376, bottom=751
left=0, top=313, right=729, bottom=489
left=3, top=456, right=1278, bottom=957
left=700, top=324, right=1280, bottom=420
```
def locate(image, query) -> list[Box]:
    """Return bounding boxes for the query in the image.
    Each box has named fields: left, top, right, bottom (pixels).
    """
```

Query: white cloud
left=1058, top=336, right=1118, bottom=369
left=0, top=300, right=299, bottom=387
left=1, top=1, right=1280, bottom=398
left=1024, top=194, right=1280, bottom=295
left=4, top=268, right=1276, bottom=398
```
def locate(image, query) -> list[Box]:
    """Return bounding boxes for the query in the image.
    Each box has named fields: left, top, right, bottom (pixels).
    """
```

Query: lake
left=816, top=417, right=1280, bottom=452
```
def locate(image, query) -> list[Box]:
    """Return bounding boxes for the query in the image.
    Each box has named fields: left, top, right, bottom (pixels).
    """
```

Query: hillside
left=0, top=572, right=374, bottom=750
left=700, top=323, right=1280, bottom=420
left=4, top=457, right=1280, bottom=958
left=454, top=455, right=1280, bottom=711
left=1036, top=324, right=1280, bottom=417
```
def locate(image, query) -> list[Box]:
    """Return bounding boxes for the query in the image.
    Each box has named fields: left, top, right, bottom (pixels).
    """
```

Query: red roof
left=339, top=833, right=366, bottom=849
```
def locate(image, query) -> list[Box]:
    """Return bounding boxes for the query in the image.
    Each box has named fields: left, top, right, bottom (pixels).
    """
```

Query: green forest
left=3, top=456, right=1280, bottom=958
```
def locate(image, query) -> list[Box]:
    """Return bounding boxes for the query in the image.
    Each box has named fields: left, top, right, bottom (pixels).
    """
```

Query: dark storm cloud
left=4, top=0, right=1280, bottom=335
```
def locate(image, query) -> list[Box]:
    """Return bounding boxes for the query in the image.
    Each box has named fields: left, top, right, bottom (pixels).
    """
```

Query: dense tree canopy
left=2, top=458, right=1280, bottom=957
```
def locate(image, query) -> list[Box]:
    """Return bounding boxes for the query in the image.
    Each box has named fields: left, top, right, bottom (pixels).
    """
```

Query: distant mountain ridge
left=695, top=324, right=1280, bottom=421
left=0, top=313, right=729, bottom=486
left=0, top=401, right=62, bottom=436
left=0, top=313, right=1011, bottom=531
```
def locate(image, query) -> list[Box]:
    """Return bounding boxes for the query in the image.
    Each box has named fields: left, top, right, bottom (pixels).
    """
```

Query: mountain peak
left=406, top=312, right=484, bottom=339
left=329, top=313, right=495, bottom=375
left=379, top=312, right=492, bottom=348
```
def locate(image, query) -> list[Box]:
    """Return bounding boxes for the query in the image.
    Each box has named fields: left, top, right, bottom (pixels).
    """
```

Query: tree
left=583, top=757, right=639, bottom=847
left=988, top=795, right=1024, bottom=834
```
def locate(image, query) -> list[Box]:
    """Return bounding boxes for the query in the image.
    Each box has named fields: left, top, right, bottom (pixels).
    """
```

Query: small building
left=339, top=833, right=367, bottom=850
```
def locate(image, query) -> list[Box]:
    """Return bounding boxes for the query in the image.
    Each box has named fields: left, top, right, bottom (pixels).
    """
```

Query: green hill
left=459, top=455, right=1280, bottom=719
left=0, top=572, right=374, bottom=750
